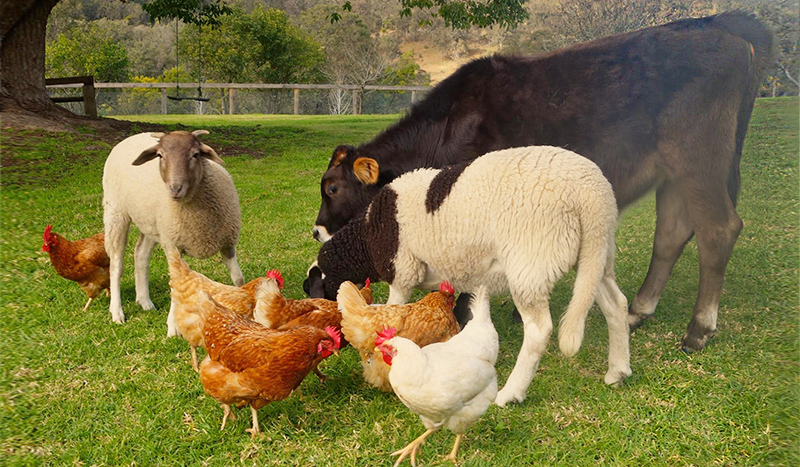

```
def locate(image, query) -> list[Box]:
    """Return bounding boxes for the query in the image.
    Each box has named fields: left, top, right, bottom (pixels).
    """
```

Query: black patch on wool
left=316, top=216, right=380, bottom=300
left=363, top=187, right=400, bottom=283
left=425, top=161, right=471, bottom=213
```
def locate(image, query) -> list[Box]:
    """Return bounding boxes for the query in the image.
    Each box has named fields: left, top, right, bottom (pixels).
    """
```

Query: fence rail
left=46, top=82, right=432, bottom=116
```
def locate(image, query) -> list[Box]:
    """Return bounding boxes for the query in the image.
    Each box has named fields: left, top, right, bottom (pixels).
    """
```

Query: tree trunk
left=0, top=0, right=73, bottom=117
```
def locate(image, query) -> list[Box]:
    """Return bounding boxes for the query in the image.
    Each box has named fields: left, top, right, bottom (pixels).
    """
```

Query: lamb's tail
left=558, top=183, right=617, bottom=357
left=337, top=281, right=374, bottom=352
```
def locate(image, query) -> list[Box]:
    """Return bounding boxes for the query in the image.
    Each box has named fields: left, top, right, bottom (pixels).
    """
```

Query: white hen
left=375, top=286, right=498, bottom=466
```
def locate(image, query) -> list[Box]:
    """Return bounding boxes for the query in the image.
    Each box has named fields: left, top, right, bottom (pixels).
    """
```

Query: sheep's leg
left=495, top=294, right=552, bottom=407
left=386, top=285, right=413, bottom=305
left=104, top=211, right=130, bottom=324
left=133, top=233, right=157, bottom=311
left=594, top=268, right=633, bottom=385
left=220, top=246, right=245, bottom=286
left=166, top=296, right=179, bottom=337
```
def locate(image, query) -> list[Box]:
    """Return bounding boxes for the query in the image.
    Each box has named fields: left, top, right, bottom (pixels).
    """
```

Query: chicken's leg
left=190, top=346, right=199, bottom=373
left=245, top=406, right=260, bottom=439
left=443, top=433, right=463, bottom=463
left=313, top=367, right=327, bottom=382
left=82, top=297, right=94, bottom=312
left=391, top=428, right=438, bottom=467
left=220, top=404, right=237, bottom=430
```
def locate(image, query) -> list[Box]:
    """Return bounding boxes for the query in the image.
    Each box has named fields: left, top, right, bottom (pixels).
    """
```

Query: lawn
left=1, top=97, right=797, bottom=466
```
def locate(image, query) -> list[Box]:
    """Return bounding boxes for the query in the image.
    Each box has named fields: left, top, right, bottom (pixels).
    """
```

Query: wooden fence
left=46, top=81, right=431, bottom=115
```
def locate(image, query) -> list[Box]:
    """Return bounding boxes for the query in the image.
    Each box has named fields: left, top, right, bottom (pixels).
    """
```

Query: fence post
left=352, top=89, right=360, bottom=115
left=293, top=88, right=300, bottom=115
left=161, top=88, right=167, bottom=115
left=82, top=78, right=97, bottom=118
left=229, top=88, right=235, bottom=115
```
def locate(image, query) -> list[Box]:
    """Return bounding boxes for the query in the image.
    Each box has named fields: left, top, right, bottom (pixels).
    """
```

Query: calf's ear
left=353, top=157, right=380, bottom=185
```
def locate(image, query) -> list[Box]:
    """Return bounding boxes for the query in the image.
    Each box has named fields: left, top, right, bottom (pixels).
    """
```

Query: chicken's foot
left=442, top=433, right=463, bottom=464
left=244, top=406, right=260, bottom=439
left=220, top=404, right=237, bottom=430
left=82, top=297, right=93, bottom=312
left=313, top=367, right=327, bottom=382
left=391, top=428, right=438, bottom=467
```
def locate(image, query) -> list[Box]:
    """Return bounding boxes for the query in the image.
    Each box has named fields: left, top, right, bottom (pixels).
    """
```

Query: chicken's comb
left=324, top=326, right=342, bottom=349
left=364, top=278, right=371, bottom=289
left=266, top=269, right=284, bottom=289
left=375, top=325, right=397, bottom=346
left=43, top=225, right=53, bottom=241
left=439, top=281, right=455, bottom=295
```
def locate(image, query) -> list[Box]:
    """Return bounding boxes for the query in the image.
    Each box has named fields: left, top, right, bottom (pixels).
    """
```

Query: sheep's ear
left=199, top=143, right=224, bottom=165
left=192, top=130, right=209, bottom=137
left=132, top=145, right=160, bottom=166
left=353, top=157, right=379, bottom=185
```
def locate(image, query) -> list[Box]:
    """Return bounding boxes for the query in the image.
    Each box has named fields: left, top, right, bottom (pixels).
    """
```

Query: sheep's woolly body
left=103, top=133, right=240, bottom=257
left=320, top=145, right=632, bottom=406
left=103, top=132, right=243, bottom=327
left=388, top=146, right=614, bottom=299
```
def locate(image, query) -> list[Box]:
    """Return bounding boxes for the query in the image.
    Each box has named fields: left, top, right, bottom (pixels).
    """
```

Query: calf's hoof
left=627, top=309, right=651, bottom=331
left=680, top=329, right=715, bottom=354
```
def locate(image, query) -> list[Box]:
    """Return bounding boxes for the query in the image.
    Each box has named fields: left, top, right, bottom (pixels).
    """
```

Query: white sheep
left=103, top=131, right=244, bottom=334
left=313, top=145, right=632, bottom=406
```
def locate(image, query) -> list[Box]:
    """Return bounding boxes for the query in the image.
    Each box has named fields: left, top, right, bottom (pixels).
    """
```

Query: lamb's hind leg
left=220, top=246, right=245, bottom=286
left=133, top=233, right=158, bottom=311
left=495, top=293, right=552, bottom=407
left=594, top=250, right=632, bottom=385
left=104, top=210, right=130, bottom=324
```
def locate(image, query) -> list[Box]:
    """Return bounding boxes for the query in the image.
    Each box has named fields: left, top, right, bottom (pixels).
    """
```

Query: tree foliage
left=45, top=20, right=129, bottom=81
left=180, top=6, right=325, bottom=84
left=141, top=0, right=232, bottom=27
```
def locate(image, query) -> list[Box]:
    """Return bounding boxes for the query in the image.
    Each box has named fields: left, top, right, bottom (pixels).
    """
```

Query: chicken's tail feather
left=252, top=279, right=283, bottom=327
left=337, top=281, right=374, bottom=351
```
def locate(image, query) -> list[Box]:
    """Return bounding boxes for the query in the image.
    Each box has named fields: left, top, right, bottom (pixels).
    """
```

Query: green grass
left=1, top=97, right=797, bottom=466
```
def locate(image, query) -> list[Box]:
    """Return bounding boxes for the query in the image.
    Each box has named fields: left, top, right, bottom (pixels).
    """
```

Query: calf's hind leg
left=629, top=182, right=694, bottom=329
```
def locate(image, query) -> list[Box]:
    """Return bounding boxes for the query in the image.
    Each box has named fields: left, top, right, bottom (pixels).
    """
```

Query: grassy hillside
left=1, top=97, right=797, bottom=466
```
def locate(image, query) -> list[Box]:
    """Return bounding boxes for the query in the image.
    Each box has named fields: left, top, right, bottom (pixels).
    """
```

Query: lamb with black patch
left=314, top=145, right=631, bottom=406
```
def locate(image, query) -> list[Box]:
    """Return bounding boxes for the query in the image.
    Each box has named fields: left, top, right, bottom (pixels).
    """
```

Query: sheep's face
left=132, top=130, right=224, bottom=201
left=313, top=145, right=383, bottom=243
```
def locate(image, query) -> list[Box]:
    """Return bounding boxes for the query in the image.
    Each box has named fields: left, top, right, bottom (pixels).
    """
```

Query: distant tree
left=179, top=6, right=325, bottom=84
left=1, top=0, right=528, bottom=121
left=46, top=21, right=129, bottom=81
left=754, top=0, right=798, bottom=95
left=546, top=0, right=690, bottom=45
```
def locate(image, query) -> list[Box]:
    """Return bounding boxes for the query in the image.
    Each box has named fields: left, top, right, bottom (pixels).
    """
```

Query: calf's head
left=132, top=130, right=223, bottom=200
left=314, top=145, right=382, bottom=242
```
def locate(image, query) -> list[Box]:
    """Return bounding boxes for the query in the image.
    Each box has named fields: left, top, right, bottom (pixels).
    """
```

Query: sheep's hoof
left=110, top=310, right=125, bottom=324
left=136, top=298, right=155, bottom=311
left=494, top=388, right=525, bottom=407
left=627, top=310, right=650, bottom=331
left=604, top=367, right=632, bottom=385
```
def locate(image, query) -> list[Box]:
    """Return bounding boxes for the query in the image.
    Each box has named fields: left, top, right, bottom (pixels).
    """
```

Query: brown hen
left=337, top=280, right=460, bottom=391
left=42, top=225, right=110, bottom=312
left=196, top=291, right=341, bottom=438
